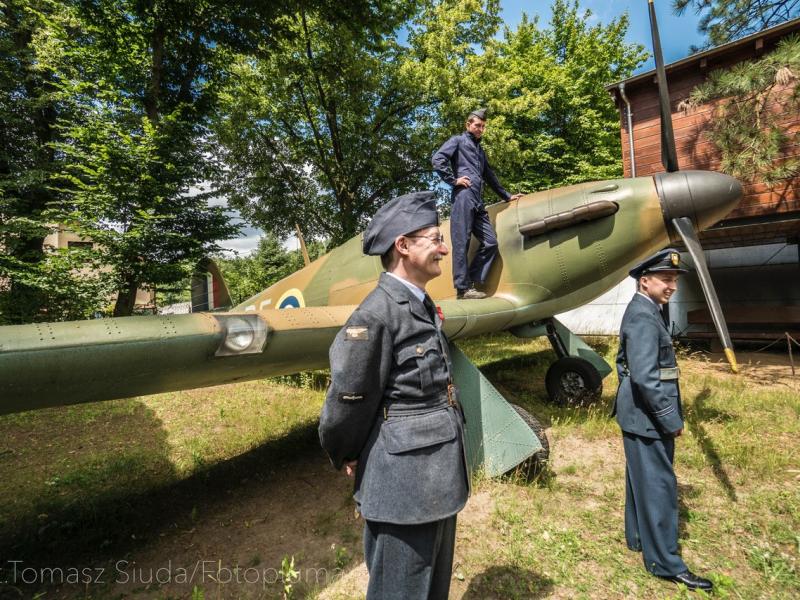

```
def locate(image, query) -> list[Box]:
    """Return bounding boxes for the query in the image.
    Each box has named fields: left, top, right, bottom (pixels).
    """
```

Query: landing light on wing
left=214, top=314, right=269, bottom=356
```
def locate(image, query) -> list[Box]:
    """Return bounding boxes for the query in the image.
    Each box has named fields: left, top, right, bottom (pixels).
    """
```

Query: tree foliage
left=216, top=236, right=325, bottom=305
left=686, top=34, right=800, bottom=185
left=1, top=0, right=395, bottom=322
left=213, top=2, right=433, bottom=246
left=410, top=0, right=646, bottom=191
left=0, top=0, right=95, bottom=323
left=487, top=1, right=646, bottom=189
left=2, top=0, right=646, bottom=323
left=674, top=0, right=800, bottom=49
left=217, top=0, right=645, bottom=245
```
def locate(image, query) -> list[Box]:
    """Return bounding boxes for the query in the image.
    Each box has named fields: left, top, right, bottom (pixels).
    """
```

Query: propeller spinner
left=647, top=0, right=741, bottom=372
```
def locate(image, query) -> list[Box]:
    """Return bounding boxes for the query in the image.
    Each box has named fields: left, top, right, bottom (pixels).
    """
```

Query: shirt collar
left=465, top=131, right=481, bottom=144
left=386, top=271, right=426, bottom=302
left=636, top=291, right=667, bottom=311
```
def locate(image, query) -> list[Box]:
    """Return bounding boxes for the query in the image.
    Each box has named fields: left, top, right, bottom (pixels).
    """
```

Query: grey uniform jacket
left=431, top=132, right=511, bottom=202
left=612, top=293, right=684, bottom=438
left=319, top=273, right=469, bottom=524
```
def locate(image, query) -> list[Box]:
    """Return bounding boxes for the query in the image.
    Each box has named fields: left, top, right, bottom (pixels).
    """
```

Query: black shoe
left=456, top=286, right=487, bottom=300
left=660, top=570, right=713, bottom=591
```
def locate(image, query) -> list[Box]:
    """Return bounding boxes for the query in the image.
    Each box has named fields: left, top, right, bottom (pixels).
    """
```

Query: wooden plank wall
left=615, top=37, right=800, bottom=224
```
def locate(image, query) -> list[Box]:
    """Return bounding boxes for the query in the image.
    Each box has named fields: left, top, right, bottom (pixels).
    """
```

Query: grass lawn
left=0, top=334, right=797, bottom=599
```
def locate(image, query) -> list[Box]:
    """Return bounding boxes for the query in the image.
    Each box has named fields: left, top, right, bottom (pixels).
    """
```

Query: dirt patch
left=5, top=442, right=361, bottom=599
left=684, top=350, right=800, bottom=390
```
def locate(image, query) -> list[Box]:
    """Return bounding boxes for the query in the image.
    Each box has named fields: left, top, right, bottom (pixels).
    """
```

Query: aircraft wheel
left=509, top=404, right=549, bottom=478
left=545, top=357, right=602, bottom=406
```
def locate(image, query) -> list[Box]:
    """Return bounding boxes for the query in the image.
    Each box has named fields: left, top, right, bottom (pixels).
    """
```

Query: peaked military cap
left=468, top=107, right=488, bottom=120
left=362, top=191, right=440, bottom=256
left=629, top=248, right=688, bottom=278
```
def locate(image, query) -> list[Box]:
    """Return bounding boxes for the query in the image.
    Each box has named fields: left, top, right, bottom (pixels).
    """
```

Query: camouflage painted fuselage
left=0, top=173, right=740, bottom=414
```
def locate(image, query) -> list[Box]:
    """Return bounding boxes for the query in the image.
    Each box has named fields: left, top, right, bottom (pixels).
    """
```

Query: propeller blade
left=672, top=216, right=739, bottom=373
left=647, top=0, right=679, bottom=172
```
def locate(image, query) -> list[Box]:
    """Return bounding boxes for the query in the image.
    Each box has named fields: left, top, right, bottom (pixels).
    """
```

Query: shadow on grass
left=480, top=352, right=616, bottom=429
left=685, top=387, right=738, bottom=502
left=462, top=564, right=554, bottom=599
left=0, top=405, right=322, bottom=566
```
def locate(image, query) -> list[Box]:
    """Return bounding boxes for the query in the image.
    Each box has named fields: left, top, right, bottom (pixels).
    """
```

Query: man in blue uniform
left=432, top=108, right=521, bottom=299
left=613, top=249, right=713, bottom=592
left=319, top=191, right=469, bottom=600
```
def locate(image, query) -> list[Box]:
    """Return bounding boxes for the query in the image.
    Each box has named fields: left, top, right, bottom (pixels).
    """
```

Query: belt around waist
left=384, top=393, right=451, bottom=417
left=660, top=367, right=680, bottom=380
left=620, top=367, right=680, bottom=380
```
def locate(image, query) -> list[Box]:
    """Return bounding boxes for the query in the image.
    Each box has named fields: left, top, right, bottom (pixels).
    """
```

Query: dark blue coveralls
left=431, top=132, right=511, bottom=292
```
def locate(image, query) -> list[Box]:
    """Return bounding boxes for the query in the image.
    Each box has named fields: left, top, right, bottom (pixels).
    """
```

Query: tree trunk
left=113, top=276, right=139, bottom=317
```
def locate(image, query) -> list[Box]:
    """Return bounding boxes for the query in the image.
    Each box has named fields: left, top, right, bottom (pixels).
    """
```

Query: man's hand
left=343, top=460, right=358, bottom=478
left=508, top=193, right=523, bottom=201
left=455, top=176, right=471, bottom=188
left=674, top=428, right=683, bottom=437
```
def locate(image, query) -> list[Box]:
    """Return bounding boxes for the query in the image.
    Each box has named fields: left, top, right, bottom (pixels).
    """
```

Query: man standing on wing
left=432, top=108, right=522, bottom=300
left=319, top=191, right=469, bottom=600
left=613, top=248, right=713, bottom=593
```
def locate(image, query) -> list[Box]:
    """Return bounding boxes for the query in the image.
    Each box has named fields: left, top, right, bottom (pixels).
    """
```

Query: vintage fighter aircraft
left=0, top=1, right=742, bottom=476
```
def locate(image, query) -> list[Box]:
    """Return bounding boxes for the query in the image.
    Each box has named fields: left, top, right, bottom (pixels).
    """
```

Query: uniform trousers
left=364, top=516, right=457, bottom=600
left=623, top=431, right=688, bottom=576
left=450, top=191, right=498, bottom=292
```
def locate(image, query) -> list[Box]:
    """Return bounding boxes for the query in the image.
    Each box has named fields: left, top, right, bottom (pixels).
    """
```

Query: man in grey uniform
left=613, top=249, right=712, bottom=592
left=432, top=108, right=522, bottom=299
left=319, top=191, right=469, bottom=600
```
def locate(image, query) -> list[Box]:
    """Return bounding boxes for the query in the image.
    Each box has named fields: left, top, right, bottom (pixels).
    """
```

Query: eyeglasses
left=405, top=233, right=447, bottom=246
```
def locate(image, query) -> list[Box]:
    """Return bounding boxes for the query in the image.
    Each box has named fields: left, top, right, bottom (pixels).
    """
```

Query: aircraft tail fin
left=191, top=258, right=232, bottom=312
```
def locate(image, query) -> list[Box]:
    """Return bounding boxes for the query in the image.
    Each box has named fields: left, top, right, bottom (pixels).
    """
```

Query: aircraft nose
left=654, top=170, right=743, bottom=231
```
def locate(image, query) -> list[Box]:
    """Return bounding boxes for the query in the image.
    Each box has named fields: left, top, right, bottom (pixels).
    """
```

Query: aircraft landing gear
left=540, top=317, right=607, bottom=405
left=545, top=356, right=602, bottom=406
left=510, top=317, right=611, bottom=406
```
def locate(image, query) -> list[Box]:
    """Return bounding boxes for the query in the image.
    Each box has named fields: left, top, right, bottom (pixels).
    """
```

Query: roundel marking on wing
left=277, top=288, right=306, bottom=309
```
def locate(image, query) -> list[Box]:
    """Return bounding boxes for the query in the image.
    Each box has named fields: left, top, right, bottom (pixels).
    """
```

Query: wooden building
left=607, top=17, right=800, bottom=250
left=559, top=19, right=800, bottom=343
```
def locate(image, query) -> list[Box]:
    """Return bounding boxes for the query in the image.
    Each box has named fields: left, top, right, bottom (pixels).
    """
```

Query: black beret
left=468, top=107, right=488, bottom=120
left=629, top=248, right=688, bottom=279
left=362, top=191, right=440, bottom=256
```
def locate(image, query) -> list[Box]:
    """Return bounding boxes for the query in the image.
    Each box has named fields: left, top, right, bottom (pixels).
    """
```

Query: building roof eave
left=606, top=16, right=800, bottom=91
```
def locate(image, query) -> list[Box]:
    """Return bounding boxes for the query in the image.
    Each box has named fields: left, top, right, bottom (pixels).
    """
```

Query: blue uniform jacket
left=319, top=273, right=469, bottom=524
left=431, top=132, right=511, bottom=202
left=612, top=293, right=684, bottom=438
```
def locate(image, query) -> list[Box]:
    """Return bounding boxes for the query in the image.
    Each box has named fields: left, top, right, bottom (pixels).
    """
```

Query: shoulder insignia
left=345, top=326, right=369, bottom=341
left=338, top=392, right=364, bottom=403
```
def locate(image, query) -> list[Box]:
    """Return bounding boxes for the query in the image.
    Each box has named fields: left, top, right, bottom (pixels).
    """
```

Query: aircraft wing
left=0, top=306, right=356, bottom=416
left=0, top=294, right=537, bottom=417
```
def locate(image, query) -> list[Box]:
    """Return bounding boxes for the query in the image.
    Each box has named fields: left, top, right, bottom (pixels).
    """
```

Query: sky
left=217, top=0, right=707, bottom=255
left=500, top=0, right=706, bottom=72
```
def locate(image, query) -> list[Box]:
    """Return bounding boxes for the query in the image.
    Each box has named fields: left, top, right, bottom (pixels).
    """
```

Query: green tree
left=2, top=0, right=393, bottom=322
left=216, top=235, right=325, bottom=305
left=414, top=0, right=646, bottom=191
left=213, top=1, right=437, bottom=246
left=685, top=34, right=800, bottom=185
left=0, top=0, right=109, bottom=323
left=492, top=1, right=646, bottom=189
left=674, top=0, right=800, bottom=49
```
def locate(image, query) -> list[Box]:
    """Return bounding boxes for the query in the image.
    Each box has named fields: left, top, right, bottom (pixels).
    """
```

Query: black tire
left=545, top=356, right=602, bottom=406
left=509, top=404, right=549, bottom=478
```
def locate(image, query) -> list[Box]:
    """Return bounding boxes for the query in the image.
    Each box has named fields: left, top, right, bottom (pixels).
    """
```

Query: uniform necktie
left=423, top=295, right=438, bottom=325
